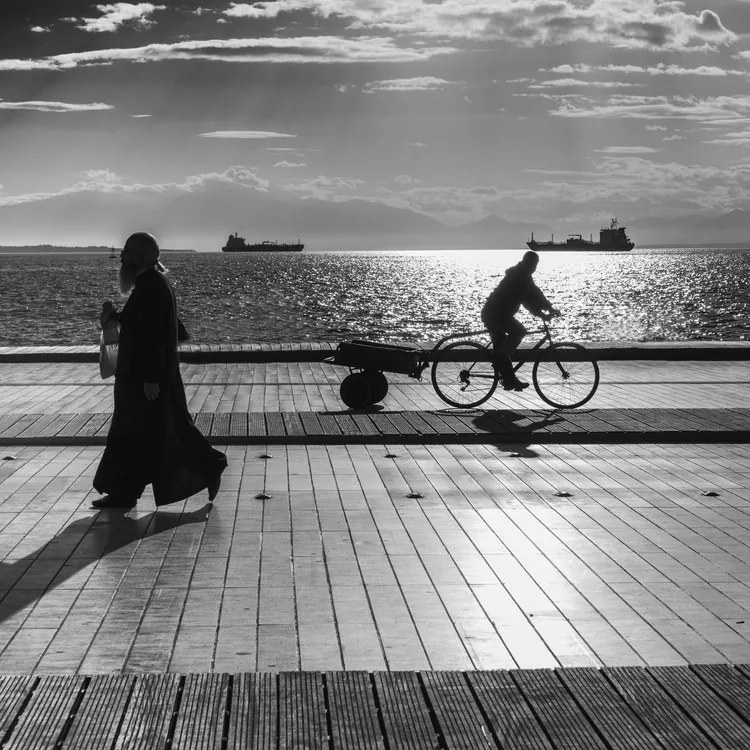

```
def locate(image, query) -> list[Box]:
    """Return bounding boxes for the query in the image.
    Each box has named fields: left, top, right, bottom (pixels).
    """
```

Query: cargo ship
left=527, top=218, right=634, bottom=251
left=221, top=233, right=304, bottom=252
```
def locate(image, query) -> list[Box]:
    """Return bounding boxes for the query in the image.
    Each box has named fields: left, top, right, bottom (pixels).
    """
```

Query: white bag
left=99, top=326, right=119, bottom=379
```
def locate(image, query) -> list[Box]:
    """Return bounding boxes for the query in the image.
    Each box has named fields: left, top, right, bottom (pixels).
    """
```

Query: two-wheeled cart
left=325, top=340, right=427, bottom=409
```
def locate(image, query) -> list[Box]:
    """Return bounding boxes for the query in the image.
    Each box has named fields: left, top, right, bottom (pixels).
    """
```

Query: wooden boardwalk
left=1, top=407, right=749, bottom=445
left=4, top=665, right=750, bottom=749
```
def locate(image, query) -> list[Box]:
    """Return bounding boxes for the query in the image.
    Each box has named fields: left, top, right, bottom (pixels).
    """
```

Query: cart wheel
left=340, top=372, right=372, bottom=409
left=363, top=370, right=389, bottom=403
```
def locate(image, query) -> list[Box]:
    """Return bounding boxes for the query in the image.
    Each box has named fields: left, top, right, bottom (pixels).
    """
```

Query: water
left=1, top=248, right=749, bottom=346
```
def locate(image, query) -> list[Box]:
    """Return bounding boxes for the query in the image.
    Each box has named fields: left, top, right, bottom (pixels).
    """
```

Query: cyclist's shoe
left=504, top=377, right=529, bottom=391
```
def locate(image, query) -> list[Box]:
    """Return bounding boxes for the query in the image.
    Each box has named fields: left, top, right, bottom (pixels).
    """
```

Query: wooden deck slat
left=229, top=412, right=248, bottom=437
left=0, top=676, right=36, bottom=741
left=373, top=671, right=437, bottom=750
left=5, top=675, right=85, bottom=750
left=227, top=673, right=277, bottom=750
left=265, top=413, right=287, bottom=437
left=1, top=414, right=43, bottom=438
left=76, top=413, right=110, bottom=437
left=116, top=673, right=181, bottom=750
left=603, top=667, right=715, bottom=750
left=61, top=675, right=134, bottom=750
left=194, top=412, right=214, bottom=435
left=420, top=670, right=497, bottom=750
left=325, top=671, right=383, bottom=749
left=282, top=412, right=306, bottom=436
left=467, top=670, right=553, bottom=750
left=649, top=665, right=750, bottom=750
left=172, top=673, right=229, bottom=750
left=512, top=669, right=607, bottom=749
left=316, top=413, right=343, bottom=435
left=693, top=664, right=750, bottom=724
left=298, top=412, right=325, bottom=435
left=279, top=672, right=328, bottom=750
left=557, top=667, right=662, bottom=750
left=247, top=412, right=267, bottom=437
left=211, top=412, right=231, bottom=438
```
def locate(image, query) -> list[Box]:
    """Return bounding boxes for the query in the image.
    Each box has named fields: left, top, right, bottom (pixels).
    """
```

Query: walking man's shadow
left=0, top=504, right=211, bottom=627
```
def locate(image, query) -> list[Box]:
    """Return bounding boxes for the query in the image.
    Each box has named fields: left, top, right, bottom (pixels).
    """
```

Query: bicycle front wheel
left=431, top=341, right=499, bottom=408
left=532, top=343, right=599, bottom=409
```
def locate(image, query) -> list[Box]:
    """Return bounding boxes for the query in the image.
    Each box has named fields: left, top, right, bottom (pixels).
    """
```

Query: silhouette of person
left=92, top=232, right=227, bottom=509
left=481, top=250, right=559, bottom=391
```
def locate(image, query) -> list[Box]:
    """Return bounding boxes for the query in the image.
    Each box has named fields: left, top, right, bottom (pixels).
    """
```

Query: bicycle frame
left=429, top=320, right=555, bottom=374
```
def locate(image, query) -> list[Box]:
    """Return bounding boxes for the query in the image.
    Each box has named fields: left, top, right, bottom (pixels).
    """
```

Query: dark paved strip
left=2, top=667, right=750, bottom=749
left=2, top=340, right=750, bottom=363
left=1, top=408, right=749, bottom=446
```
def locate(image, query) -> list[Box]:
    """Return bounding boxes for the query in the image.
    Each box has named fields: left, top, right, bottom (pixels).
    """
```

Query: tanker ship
left=527, top=218, right=634, bottom=251
left=221, top=233, right=304, bottom=252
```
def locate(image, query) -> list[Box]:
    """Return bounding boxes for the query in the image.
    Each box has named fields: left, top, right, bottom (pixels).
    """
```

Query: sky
left=1, top=0, right=750, bottom=250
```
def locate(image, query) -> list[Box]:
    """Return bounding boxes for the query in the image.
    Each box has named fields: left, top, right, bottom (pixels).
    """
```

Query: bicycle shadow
left=0, top=504, right=211, bottom=628
left=472, top=409, right=566, bottom=438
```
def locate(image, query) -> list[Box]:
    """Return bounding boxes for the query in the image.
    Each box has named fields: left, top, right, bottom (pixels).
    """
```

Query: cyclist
left=481, top=250, right=560, bottom=391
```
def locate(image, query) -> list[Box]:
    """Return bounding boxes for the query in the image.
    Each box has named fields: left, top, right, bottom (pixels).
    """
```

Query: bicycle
left=429, top=318, right=599, bottom=409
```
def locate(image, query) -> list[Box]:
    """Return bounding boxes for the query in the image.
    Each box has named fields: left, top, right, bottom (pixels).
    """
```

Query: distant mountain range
left=0, top=182, right=748, bottom=250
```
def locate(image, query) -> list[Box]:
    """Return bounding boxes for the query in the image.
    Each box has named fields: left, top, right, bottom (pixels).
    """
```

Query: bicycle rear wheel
left=532, top=342, right=599, bottom=409
left=431, top=341, right=499, bottom=408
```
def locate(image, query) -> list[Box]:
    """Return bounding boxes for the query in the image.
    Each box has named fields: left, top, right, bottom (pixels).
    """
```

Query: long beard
left=119, top=263, right=137, bottom=294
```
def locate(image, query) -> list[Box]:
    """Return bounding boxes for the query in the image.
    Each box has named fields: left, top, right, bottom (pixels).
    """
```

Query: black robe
left=94, top=268, right=227, bottom=505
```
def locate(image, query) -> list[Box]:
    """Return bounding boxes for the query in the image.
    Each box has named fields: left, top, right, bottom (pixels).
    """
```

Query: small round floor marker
left=407, top=492, right=424, bottom=499
left=554, top=491, right=572, bottom=497
left=259, top=453, right=273, bottom=459
left=701, top=490, right=719, bottom=497
left=255, top=493, right=272, bottom=500
left=2, top=455, right=16, bottom=461
left=385, top=453, right=399, bottom=458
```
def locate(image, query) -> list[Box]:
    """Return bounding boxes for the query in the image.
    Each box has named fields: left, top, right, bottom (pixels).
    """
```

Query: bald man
left=93, top=232, right=227, bottom=509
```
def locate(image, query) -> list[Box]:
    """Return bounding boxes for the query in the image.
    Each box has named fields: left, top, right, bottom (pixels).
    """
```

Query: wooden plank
left=278, top=672, right=328, bottom=750
left=93, top=415, right=113, bottom=436
left=265, top=413, right=287, bottom=437
left=61, top=674, right=134, bottom=750
left=299, top=412, right=325, bottom=436
left=194, top=412, right=214, bottom=436
left=420, top=411, right=463, bottom=435
left=399, top=412, right=438, bottom=435
left=227, top=673, right=277, bottom=750
left=0, top=676, right=36, bottom=741
left=604, top=667, right=714, bottom=750
left=248, top=413, right=267, bottom=437
left=115, top=674, right=181, bottom=750
left=649, top=665, right=750, bottom=750
left=212, top=412, right=231, bottom=437
left=1, top=414, right=43, bottom=438
left=282, top=412, right=306, bottom=436
left=381, top=411, right=420, bottom=436
left=557, top=668, right=662, bottom=749
left=45, top=413, right=82, bottom=437
left=512, top=669, right=606, bottom=749
left=349, top=414, right=382, bottom=436
left=0, top=414, right=26, bottom=435
left=373, top=671, right=437, bottom=750
left=367, top=412, right=402, bottom=437
left=15, top=413, right=61, bottom=439
left=77, top=413, right=111, bottom=437
left=694, top=664, right=750, bottom=724
left=326, top=671, right=384, bottom=749
left=172, top=673, right=229, bottom=750
left=317, top=414, right=343, bottom=436
left=229, top=412, right=248, bottom=437
left=336, top=414, right=362, bottom=436
left=467, top=670, right=553, bottom=750
left=4, top=675, right=85, bottom=750
left=421, top=671, right=496, bottom=749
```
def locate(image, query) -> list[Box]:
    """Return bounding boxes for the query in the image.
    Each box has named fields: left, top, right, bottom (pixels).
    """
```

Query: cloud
left=0, top=100, right=113, bottom=112
left=30, top=26, right=51, bottom=33
left=0, top=165, right=270, bottom=207
left=594, top=146, right=659, bottom=154
left=0, top=36, right=455, bottom=71
left=363, top=76, right=461, bottom=92
left=544, top=62, right=746, bottom=77
left=704, top=133, right=750, bottom=146
left=200, top=130, right=297, bottom=139
left=526, top=78, right=637, bottom=89
left=404, top=142, right=428, bottom=147
left=547, top=94, right=750, bottom=122
left=76, top=3, right=166, bottom=33
left=130, top=113, right=151, bottom=117
left=273, top=161, right=306, bottom=168
left=221, top=0, right=736, bottom=51
left=280, top=175, right=365, bottom=200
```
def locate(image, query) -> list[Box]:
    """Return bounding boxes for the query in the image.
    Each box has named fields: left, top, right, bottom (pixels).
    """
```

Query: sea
left=0, top=248, right=749, bottom=346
